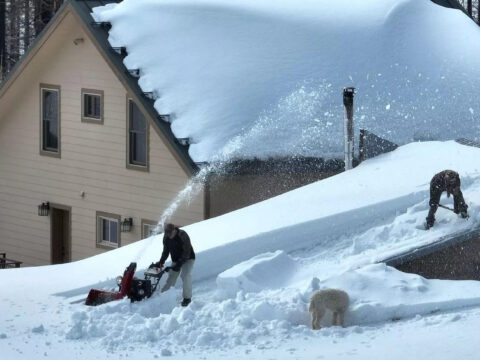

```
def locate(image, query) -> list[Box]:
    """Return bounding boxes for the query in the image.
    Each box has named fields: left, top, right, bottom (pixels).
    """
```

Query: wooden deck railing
left=0, top=253, right=22, bottom=268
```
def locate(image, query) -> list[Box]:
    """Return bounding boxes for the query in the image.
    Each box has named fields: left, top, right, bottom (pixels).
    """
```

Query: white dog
left=309, top=289, right=349, bottom=330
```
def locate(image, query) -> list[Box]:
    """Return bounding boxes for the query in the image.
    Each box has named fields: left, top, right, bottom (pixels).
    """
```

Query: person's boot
left=425, top=216, right=435, bottom=230
left=181, top=298, right=191, bottom=307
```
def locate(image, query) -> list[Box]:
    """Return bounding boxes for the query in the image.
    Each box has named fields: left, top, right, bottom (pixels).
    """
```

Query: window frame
left=81, top=88, right=104, bottom=124
left=141, top=219, right=159, bottom=238
left=39, top=83, right=61, bottom=158
left=126, top=97, right=149, bottom=171
left=96, top=211, right=121, bottom=249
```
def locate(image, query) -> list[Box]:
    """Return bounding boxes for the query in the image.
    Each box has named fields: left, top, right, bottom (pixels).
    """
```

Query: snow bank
left=60, top=256, right=480, bottom=352
left=216, top=250, right=296, bottom=297
left=93, top=0, right=480, bottom=161
left=321, top=263, right=480, bottom=326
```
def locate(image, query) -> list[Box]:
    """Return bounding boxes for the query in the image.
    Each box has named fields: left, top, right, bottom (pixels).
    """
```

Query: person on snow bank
left=425, top=170, right=468, bottom=229
left=156, top=223, right=195, bottom=306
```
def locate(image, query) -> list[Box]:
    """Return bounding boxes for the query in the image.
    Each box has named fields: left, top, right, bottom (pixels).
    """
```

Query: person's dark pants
left=426, top=186, right=466, bottom=226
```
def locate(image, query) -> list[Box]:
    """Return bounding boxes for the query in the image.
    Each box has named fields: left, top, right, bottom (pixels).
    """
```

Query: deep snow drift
left=2, top=141, right=480, bottom=359
left=93, top=0, right=480, bottom=161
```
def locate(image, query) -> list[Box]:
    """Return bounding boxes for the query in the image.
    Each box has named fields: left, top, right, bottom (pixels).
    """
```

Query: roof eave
left=69, top=0, right=198, bottom=175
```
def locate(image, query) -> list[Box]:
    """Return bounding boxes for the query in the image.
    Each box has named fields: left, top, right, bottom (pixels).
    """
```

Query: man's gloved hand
left=155, top=262, right=163, bottom=269
left=460, top=211, right=469, bottom=219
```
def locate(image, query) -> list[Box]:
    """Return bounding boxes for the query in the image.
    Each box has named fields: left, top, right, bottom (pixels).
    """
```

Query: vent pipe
left=343, top=87, right=355, bottom=171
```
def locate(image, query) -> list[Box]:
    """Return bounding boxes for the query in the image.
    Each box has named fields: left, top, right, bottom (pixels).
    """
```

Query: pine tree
left=0, top=0, right=5, bottom=78
left=25, top=0, right=31, bottom=50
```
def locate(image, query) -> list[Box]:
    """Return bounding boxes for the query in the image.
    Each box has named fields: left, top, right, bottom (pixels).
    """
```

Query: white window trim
left=126, top=98, right=149, bottom=171
left=39, top=83, right=61, bottom=158
left=81, top=89, right=104, bottom=124
left=96, top=212, right=121, bottom=249
left=141, top=219, right=159, bottom=238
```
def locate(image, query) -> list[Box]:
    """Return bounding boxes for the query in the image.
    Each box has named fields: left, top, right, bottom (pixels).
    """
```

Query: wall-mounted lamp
left=121, top=217, right=133, bottom=232
left=38, top=202, right=50, bottom=216
left=73, top=37, right=84, bottom=45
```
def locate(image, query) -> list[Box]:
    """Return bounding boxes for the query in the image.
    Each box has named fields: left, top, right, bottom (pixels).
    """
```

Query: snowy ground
left=2, top=141, right=480, bottom=359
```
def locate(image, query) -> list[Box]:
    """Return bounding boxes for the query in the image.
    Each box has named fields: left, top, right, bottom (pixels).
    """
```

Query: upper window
left=96, top=212, right=120, bottom=249
left=127, top=99, right=148, bottom=168
left=82, top=89, right=103, bottom=123
left=40, top=84, right=60, bottom=157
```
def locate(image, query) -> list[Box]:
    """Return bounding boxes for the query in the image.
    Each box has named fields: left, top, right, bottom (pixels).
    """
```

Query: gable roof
left=2, top=0, right=478, bottom=166
left=0, top=0, right=198, bottom=175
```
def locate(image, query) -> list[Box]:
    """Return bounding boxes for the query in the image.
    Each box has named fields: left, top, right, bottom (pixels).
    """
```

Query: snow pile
left=60, top=256, right=480, bottom=352
left=93, top=0, right=480, bottom=161
left=216, top=250, right=297, bottom=297
left=2, top=141, right=480, bottom=358
left=322, top=263, right=480, bottom=326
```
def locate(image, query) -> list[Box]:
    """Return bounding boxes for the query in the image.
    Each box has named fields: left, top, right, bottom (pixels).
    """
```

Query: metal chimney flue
left=343, top=87, right=355, bottom=171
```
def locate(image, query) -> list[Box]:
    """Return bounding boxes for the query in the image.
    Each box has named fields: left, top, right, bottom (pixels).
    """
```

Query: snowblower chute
left=85, top=262, right=170, bottom=306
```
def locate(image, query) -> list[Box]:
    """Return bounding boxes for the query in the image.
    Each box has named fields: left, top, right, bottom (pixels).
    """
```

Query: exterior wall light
left=121, top=217, right=133, bottom=232
left=38, top=202, right=50, bottom=216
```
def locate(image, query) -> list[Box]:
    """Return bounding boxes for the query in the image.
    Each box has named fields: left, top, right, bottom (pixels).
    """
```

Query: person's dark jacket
left=159, top=228, right=195, bottom=270
left=431, top=170, right=460, bottom=198
left=426, top=170, right=467, bottom=228
left=429, top=170, right=466, bottom=213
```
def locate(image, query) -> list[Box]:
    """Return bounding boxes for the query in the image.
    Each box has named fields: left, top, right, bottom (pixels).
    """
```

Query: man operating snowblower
left=425, top=170, right=468, bottom=230
left=156, top=223, right=195, bottom=307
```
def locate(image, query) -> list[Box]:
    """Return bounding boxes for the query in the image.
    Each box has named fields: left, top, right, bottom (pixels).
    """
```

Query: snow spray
left=156, top=82, right=334, bottom=226
left=131, top=82, right=334, bottom=262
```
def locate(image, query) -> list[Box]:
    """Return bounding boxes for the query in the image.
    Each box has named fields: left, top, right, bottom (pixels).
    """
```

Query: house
left=0, top=0, right=477, bottom=267
left=0, top=0, right=204, bottom=267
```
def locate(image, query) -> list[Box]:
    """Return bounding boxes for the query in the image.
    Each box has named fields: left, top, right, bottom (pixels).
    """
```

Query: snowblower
left=85, top=262, right=170, bottom=306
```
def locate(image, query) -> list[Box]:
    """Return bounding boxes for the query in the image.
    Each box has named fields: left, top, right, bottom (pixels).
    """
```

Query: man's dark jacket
left=159, top=228, right=195, bottom=267
left=427, top=170, right=467, bottom=219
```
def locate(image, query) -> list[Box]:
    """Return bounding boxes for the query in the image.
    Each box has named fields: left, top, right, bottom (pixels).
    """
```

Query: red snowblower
left=85, top=262, right=170, bottom=306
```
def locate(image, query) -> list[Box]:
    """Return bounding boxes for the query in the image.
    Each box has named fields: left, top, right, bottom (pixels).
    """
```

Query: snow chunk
left=216, top=251, right=297, bottom=297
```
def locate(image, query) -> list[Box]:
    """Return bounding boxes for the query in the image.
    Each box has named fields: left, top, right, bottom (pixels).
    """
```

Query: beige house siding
left=0, top=11, right=204, bottom=266
left=206, top=171, right=340, bottom=218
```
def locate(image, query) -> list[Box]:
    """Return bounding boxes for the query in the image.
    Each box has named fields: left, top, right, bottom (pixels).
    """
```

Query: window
left=40, top=84, right=60, bottom=157
left=141, top=219, right=159, bottom=238
left=82, top=89, right=103, bottom=123
left=96, top=212, right=120, bottom=249
left=127, top=99, right=148, bottom=169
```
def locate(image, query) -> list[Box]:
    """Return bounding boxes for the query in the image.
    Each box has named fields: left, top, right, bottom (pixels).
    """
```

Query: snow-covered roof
left=3, top=141, right=480, bottom=358
left=92, top=0, right=480, bottom=162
